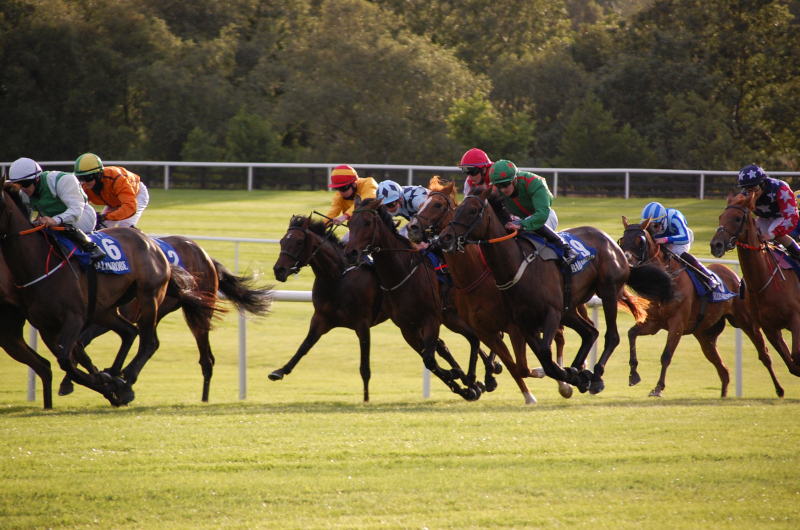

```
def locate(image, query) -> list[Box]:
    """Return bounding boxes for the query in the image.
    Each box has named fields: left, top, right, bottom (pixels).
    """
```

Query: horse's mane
left=480, top=185, right=512, bottom=226
left=3, top=182, right=32, bottom=221
left=358, top=197, right=413, bottom=249
left=289, top=215, right=344, bottom=248
left=428, top=175, right=458, bottom=207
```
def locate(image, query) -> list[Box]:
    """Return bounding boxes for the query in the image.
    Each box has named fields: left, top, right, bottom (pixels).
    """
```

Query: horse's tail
left=625, top=263, right=675, bottom=303
left=617, top=289, right=649, bottom=323
left=167, top=264, right=223, bottom=333
left=213, top=258, right=274, bottom=317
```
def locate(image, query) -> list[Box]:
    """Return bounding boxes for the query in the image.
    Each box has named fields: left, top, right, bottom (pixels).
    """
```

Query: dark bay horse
left=406, top=179, right=574, bottom=404
left=620, top=216, right=784, bottom=397
left=61, top=235, right=274, bottom=402
left=344, top=197, right=495, bottom=401
left=0, top=254, right=53, bottom=408
left=711, top=192, right=800, bottom=378
left=0, top=179, right=197, bottom=406
left=272, top=215, right=388, bottom=401
left=439, top=186, right=672, bottom=394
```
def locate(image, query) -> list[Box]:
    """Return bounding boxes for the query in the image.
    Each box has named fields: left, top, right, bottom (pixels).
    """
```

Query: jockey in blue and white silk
left=641, top=202, right=694, bottom=256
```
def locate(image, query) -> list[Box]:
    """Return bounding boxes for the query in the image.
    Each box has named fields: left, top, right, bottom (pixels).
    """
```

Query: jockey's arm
left=52, top=174, right=87, bottom=226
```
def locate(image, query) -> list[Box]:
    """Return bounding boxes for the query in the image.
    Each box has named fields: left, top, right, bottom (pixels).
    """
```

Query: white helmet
left=376, top=180, right=402, bottom=204
left=8, top=157, right=43, bottom=182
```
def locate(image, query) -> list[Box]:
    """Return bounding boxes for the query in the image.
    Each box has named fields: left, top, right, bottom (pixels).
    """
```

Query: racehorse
left=620, top=216, right=784, bottom=397
left=271, top=215, right=388, bottom=401
left=345, top=197, right=498, bottom=401
left=0, top=254, right=53, bottom=408
left=710, top=191, right=800, bottom=378
left=0, top=179, right=201, bottom=406
left=60, top=235, right=274, bottom=402
left=439, top=186, right=672, bottom=394
left=406, top=178, right=575, bottom=404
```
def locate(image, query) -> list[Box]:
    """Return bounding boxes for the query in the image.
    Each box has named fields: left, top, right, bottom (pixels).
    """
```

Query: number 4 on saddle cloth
left=518, top=231, right=596, bottom=274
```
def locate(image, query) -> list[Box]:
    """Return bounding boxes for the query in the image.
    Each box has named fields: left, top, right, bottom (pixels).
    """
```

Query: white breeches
left=104, top=183, right=150, bottom=228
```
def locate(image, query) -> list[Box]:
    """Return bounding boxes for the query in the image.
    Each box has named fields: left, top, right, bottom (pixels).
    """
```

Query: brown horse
left=272, top=215, right=388, bottom=401
left=439, top=186, right=671, bottom=394
left=620, top=216, right=784, bottom=397
left=0, top=179, right=196, bottom=406
left=710, top=192, right=800, bottom=378
left=0, top=254, right=53, bottom=408
left=61, top=235, right=274, bottom=402
left=406, top=178, right=575, bottom=404
left=345, top=197, right=497, bottom=401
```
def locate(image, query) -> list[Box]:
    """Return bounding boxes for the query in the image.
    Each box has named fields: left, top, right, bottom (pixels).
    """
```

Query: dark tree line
left=1, top=0, right=798, bottom=171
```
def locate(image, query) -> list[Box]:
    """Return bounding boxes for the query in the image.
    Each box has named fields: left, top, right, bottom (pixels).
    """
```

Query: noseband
left=414, top=191, right=454, bottom=236
left=448, top=195, right=487, bottom=252
left=351, top=206, right=383, bottom=254
left=618, top=226, right=657, bottom=266
left=279, top=225, right=334, bottom=273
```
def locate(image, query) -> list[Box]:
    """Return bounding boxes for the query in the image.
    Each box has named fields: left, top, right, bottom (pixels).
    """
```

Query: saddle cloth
left=153, top=238, right=185, bottom=269
left=425, top=251, right=453, bottom=285
left=685, top=269, right=737, bottom=302
left=518, top=231, right=596, bottom=273
left=52, top=231, right=131, bottom=274
left=768, top=247, right=800, bottom=277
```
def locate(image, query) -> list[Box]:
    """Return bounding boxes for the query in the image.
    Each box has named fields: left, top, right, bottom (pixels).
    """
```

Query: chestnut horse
left=710, top=192, right=800, bottom=378
left=0, top=255, right=53, bottom=408
left=0, top=180, right=197, bottom=406
left=61, top=235, right=274, bottom=402
left=620, top=216, right=784, bottom=397
left=439, top=186, right=671, bottom=394
left=406, top=179, right=576, bottom=404
left=345, top=197, right=498, bottom=401
left=272, top=215, right=388, bottom=401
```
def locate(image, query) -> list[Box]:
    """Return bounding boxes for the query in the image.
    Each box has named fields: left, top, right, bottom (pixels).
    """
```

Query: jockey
left=490, top=160, right=578, bottom=266
left=326, top=165, right=378, bottom=226
left=641, top=201, right=717, bottom=288
left=738, top=164, right=800, bottom=259
left=376, top=179, right=430, bottom=244
left=458, top=148, right=493, bottom=196
left=74, top=153, right=149, bottom=228
left=7, top=157, right=106, bottom=262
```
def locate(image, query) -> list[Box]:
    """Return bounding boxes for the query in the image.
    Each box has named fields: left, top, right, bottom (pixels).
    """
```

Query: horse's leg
left=0, top=309, right=53, bottom=409
left=728, top=315, right=784, bottom=397
left=762, top=327, right=800, bottom=377
left=628, top=325, right=642, bottom=386
left=521, top=309, right=571, bottom=384
left=404, top=326, right=471, bottom=400
left=191, top=330, right=214, bottom=403
left=650, top=315, right=686, bottom=397
left=552, top=326, right=573, bottom=398
left=58, top=324, right=110, bottom=396
left=118, top=296, right=162, bottom=404
left=269, top=313, right=332, bottom=381
left=433, top=339, right=465, bottom=382
left=694, top=319, right=730, bottom=398
left=354, top=321, right=371, bottom=402
left=589, top=293, right=624, bottom=395
left=560, top=309, right=600, bottom=393
left=790, top=313, right=800, bottom=370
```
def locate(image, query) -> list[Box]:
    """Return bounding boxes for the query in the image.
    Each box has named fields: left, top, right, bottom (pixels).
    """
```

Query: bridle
left=448, top=195, right=488, bottom=252
left=618, top=226, right=660, bottom=266
left=278, top=225, right=334, bottom=274
left=715, top=204, right=751, bottom=252
left=414, top=191, right=454, bottom=237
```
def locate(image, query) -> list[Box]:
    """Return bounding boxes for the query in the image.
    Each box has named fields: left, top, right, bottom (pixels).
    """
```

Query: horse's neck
left=0, top=208, right=54, bottom=286
left=371, top=225, right=417, bottom=280
left=445, top=245, right=487, bottom=287
left=308, top=237, right=347, bottom=281
left=473, top=212, right=525, bottom=281
left=737, top=220, right=774, bottom=288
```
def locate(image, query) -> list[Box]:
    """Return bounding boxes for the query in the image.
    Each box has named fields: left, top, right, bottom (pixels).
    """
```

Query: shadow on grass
left=4, top=395, right=799, bottom=419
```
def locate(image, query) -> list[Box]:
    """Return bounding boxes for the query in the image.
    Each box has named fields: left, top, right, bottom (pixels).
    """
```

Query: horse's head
left=618, top=215, right=659, bottom=266
left=710, top=191, right=756, bottom=258
left=344, top=196, right=394, bottom=264
left=273, top=215, right=313, bottom=282
left=439, top=185, right=494, bottom=253
left=0, top=179, right=32, bottom=237
left=407, top=179, right=457, bottom=243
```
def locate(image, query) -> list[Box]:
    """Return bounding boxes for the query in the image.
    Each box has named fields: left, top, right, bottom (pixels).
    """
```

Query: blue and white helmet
left=641, top=202, right=667, bottom=224
left=738, top=164, right=767, bottom=188
left=377, top=180, right=402, bottom=204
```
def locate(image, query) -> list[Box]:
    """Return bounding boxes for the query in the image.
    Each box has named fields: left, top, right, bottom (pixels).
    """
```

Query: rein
left=279, top=225, right=337, bottom=274
left=719, top=203, right=783, bottom=294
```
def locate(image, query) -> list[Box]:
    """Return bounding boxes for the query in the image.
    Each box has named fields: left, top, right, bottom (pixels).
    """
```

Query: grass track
left=2, top=190, right=799, bottom=528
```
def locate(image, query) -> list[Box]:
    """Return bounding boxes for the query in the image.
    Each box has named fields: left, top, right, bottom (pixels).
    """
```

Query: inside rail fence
left=22, top=236, right=747, bottom=402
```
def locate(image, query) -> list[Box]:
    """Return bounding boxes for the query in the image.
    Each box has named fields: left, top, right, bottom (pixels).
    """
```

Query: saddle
left=517, top=231, right=596, bottom=274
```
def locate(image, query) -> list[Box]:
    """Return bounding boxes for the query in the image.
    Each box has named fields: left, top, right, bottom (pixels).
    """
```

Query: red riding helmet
left=458, top=148, right=492, bottom=168
left=328, top=165, right=359, bottom=188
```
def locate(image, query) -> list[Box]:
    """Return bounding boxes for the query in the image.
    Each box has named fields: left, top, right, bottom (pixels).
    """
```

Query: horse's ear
left=302, top=215, right=311, bottom=229
left=622, top=215, right=629, bottom=228
left=743, top=191, right=757, bottom=210
left=375, top=197, right=385, bottom=207
left=726, top=191, right=736, bottom=205
left=641, top=216, right=651, bottom=230
left=354, top=195, right=362, bottom=208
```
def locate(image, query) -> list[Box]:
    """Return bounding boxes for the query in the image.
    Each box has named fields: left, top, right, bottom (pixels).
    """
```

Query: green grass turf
left=1, top=190, right=799, bottom=528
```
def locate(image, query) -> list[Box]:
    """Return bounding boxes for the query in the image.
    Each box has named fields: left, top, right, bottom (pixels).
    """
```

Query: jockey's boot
left=535, top=225, right=578, bottom=266
left=63, top=225, right=106, bottom=263
left=784, top=240, right=800, bottom=261
left=680, top=252, right=719, bottom=290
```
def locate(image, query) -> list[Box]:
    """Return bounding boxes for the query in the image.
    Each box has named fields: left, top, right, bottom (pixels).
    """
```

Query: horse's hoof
left=268, top=371, right=284, bottom=381
left=492, top=362, right=503, bottom=375
left=629, top=372, right=641, bottom=386
left=777, top=387, right=785, bottom=398
left=558, top=381, right=573, bottom=399
left=575, top=370, right=592, bottom=394
left=530, top=367, right=546, bottom=378
left=118, top=389, right=135, bottom=405
left=648, top=388, right=663, bottom=397
left=467, top=384, right=482, bottom=402
left=523, top=392, right=538, bottom=405
left=484, top=377, right=498, bottom=393
left=589, top=380, right=605, bottom=395
left=58, top=381, right=74, bottom=396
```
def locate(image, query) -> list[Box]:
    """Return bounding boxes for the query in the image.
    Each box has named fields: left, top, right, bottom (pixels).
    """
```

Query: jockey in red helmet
left=326, top=165, right=378, bottom=226
left=458, top=148, right=493, bottom=195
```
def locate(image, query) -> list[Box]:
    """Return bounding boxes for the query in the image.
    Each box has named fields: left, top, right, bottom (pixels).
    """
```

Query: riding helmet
left=8, top=157, right=43, bottom=182
left=328, top=165, right=358, bottom=188
left=489, top=160, right=518, bottom=185
left=74, top=153, right=104, bottom=181
left=737, top=164, right=767, bottom=188
left=376, top=180, right=402, bottom=204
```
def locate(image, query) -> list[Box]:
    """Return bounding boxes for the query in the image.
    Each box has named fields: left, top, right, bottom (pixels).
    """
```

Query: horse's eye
left=434, top=203, right=441, bottom=209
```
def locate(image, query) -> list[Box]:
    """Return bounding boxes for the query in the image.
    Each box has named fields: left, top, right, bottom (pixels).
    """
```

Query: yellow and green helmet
left=74, top=153, right=104, bottom=180
left=489, top=160, right=518, bottom=185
